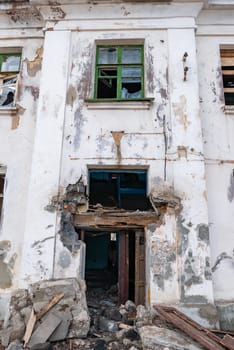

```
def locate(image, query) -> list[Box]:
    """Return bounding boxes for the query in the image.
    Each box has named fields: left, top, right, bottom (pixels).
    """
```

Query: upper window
left=0, top=52, right=21, bottom=108
left=220, top=49, right=234, bottom=106
left=95, top=45, right=144, bottom=100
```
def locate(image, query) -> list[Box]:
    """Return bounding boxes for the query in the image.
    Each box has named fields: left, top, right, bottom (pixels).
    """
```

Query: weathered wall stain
left=111, top=131, right=124, bottom=163
left=183, top=249, right=203, bottom=287
left=25, top=47, right=43, bottom=77
left=6, top=7, right=43, bottom=24
left=177, top=216, right=189, bottom=255
left=58, top=250, right=71, bottom=269
left=196, top=224, right=209, bottom=245
left=227, top=172, right=234, bottom=202
left=25, top=86, right=40, bottom=101
left=172, top=95, right=188, bottom=129
left=0, top=240, right=15, bottom=289
left=145, top=45, right=156, bottom=93
left=66, top=85, right=77, bottom=108
left=151, top=239, right=176, bottom=290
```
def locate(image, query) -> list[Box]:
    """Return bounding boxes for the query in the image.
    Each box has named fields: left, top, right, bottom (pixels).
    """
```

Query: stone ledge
left=84, top=99, right=154, bottom=110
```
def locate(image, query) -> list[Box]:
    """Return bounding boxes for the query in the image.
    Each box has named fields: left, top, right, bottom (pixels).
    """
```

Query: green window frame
left=0, top=52, right=21, bottom=107
left=94, top=45, right=144, bottom=100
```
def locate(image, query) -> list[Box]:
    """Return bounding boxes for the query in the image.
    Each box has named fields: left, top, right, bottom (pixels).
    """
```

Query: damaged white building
left=0, top=0, right=234, bottom=332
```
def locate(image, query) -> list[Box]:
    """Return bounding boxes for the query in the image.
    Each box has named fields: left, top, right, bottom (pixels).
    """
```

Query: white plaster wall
left=0, top=38, right=43, bottom=290
left=19, top=31, right=71, bottom=287
left=196, top=33, right=234, bottom=302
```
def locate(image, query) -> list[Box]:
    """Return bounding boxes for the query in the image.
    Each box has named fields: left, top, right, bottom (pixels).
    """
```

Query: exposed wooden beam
left=73, top=210, right=159, bottom=229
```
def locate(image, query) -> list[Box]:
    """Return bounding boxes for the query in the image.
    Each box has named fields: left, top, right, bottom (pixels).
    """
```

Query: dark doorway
left=82, top=229, right=145, bottom=305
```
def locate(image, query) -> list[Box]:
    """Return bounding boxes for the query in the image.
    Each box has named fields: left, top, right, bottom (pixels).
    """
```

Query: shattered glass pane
left=1, top=55, right=20, bottom=72
left=122, top=67, right=142, bottom=77
left=0, top=75, right=17, bottom=107
left=98, top=48, right=117, bottom=64
left=122, top=48, right=141, bottom=64
left=122, top=77, right=141, bottom=99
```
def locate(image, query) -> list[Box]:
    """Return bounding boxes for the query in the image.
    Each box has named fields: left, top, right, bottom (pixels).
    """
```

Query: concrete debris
left=0, top=278, right=90, bottom=348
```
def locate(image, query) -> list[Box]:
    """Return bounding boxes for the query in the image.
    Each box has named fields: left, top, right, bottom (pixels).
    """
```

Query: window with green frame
left=95, top=45, right=144, bottom=100
left=0, top=52, right=21, bottom=107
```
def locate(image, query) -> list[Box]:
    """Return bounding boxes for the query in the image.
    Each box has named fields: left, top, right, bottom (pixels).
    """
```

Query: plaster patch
left=25, top=47, right=43, bottom=77
left=58, top=250, right=71, bottom=268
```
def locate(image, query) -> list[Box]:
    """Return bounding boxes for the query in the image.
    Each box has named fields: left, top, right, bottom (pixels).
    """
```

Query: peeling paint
left=151, top=239, right=176, bottom=290
left=25, top=86, right=40, bottom=101
left=25, top=47, right=43, bottom=77
left=177, top=216, right=189, bottom=255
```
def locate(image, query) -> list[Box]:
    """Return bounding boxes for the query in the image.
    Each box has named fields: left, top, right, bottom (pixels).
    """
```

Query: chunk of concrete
left=49, top=310, right=72, bottom=341
left=28, top=313, right=61, bottom=348
left=139, top=326, right=204, bottom=350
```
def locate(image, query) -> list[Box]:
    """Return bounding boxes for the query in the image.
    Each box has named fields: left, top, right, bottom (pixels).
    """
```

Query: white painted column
left=19, top=30, right=71, bottom=287
left=168, top=28, right=214, bottom=305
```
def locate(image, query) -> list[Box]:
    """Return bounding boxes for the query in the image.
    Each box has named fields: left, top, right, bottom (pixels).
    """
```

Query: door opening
left=81, top=229, right=145, bottom=305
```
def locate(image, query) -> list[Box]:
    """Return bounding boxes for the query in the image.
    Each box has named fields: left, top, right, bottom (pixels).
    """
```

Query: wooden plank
left=154, top=306, right=227, bottom=350
left=23, top=308, right=37, bottom=347
left=73, top=211, right=159, bottom=229
left=36, top=292, right=64, bottom=321
left=221, top=57, right=234, bottom=66
left=220, top=334, right=234, bottom=349
left=224, top=88, right=234, bottom=93
left=222, top=70, right=234, bottom=75
left=135, top=230, right=145, bottom=305
left=119, top=232, right=129, bottom=305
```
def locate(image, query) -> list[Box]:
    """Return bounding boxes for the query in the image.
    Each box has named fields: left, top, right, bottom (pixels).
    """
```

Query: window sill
left=0, top=107, right=17, bottom=116
left=85, top=98, right=154, bottom=110
left=224, top=105, right=234, bottom=114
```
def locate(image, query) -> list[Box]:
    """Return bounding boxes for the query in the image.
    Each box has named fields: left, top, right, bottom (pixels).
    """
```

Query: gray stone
left=49, top=310, right=72, bottom=341
left=139, top=326, right=204, bottom=350
left=216, top=302, right=234, bottom=331
left=104, top=308, right=122, bottom=321
left=28, top=313, right=62, bottom=347
left=124, top=300, right=136, bottom=313
left=98, top=317, right=119, bottom=332
left=6, top=340, right=23, bottom=350
left=68, top=309, right=90, bottom=338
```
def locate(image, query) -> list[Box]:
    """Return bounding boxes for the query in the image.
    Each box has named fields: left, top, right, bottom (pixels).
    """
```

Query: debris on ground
left=1, top=280, right=234, bottom=350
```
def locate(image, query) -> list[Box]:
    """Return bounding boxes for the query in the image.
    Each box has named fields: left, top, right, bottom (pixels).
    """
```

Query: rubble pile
left=0, top=279, right=90, bottom=349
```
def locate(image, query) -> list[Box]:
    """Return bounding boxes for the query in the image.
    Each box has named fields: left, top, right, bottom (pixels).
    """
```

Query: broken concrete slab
left=139, top=326, right=204, bottom=350
left=49, top=310, right=72, bottom=342
left=1, top=278, right=90, bottom=346
left=28, top=313, right=61, bottom=348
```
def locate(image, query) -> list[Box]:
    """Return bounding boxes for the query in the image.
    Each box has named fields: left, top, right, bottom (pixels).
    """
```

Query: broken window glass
left=220, top=49, right=234, bottom=105
left=0, top=52, right=21, bottom=107
left=1, top=55, right=20, bottom=72
left=95, top=45, right=144, bottom=100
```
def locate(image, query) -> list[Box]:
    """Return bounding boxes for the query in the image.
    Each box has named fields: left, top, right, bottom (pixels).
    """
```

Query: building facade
left=0, top=0, right=234, bottom=330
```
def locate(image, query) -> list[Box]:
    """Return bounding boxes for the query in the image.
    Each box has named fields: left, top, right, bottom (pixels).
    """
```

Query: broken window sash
left=95, top=45, right=144, bottom=100
left=0, top=73, right=18, bottom=107
left=221, top=49, right=234, bottom=106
